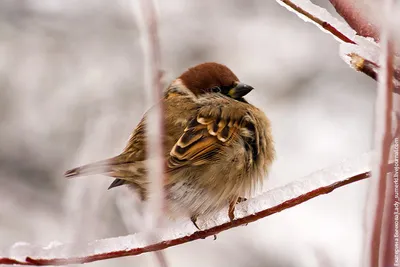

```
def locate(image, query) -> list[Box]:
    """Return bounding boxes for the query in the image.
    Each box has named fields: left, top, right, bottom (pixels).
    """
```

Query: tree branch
left=368, top=2, right=395, bottom=265
left=345, top=53, right=400, bottom=94
left=278, top=0, right=400, bottom=97
left=276, top=0, right=356, bottom=44
left=134, top=0, right=168, bottom=266
left=1, top=153, right=393, bottom=266
left=328, top=0, right=380, bottom=41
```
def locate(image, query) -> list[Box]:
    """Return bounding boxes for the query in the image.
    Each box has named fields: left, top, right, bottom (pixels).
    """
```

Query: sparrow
left=65, top=62, right=275, bottom=229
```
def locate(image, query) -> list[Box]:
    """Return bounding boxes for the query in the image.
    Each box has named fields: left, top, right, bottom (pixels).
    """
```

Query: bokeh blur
left=0, top=0, right=377, bottom=266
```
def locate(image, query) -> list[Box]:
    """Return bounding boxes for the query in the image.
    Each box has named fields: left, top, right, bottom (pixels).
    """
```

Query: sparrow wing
left=122, top=117, right=147, bottom=160
left=168, top=97, right=251, bottom=169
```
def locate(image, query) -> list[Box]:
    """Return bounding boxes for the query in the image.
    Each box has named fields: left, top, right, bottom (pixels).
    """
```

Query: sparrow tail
left=65, top=155, right=148, bottom=193
left=64, top=158, right=114, bottom=178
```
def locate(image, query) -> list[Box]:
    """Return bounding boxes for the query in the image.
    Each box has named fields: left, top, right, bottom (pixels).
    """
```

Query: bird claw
left=236, top=197, right=247, bottom=203
left=191, top=216, right=201, bottom=231
left=191, top=197, right=248, bottom=240
left=229, top=196, right=247, bottom=222
left=191, top=216, right=217, bottom=240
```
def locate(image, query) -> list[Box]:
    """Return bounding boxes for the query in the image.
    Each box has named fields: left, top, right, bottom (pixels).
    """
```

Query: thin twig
left=328, top=0, right=379, bottom=41
left=138, top=0, right=164, bottom=229
left=347, top=53, right=400, bottom=94
left=368, top=1, right=395, bottom=265
left=276, top=0, right=356, bottom=44
left=136, top=0, right=167, bottom=266
left=0, top=259, right=29, bottom=265
left=279, top=0, right=400, bottom=98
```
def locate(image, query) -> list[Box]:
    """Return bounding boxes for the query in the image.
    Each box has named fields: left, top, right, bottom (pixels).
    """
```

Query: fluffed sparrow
left=65, top=62, right=275, bottom=228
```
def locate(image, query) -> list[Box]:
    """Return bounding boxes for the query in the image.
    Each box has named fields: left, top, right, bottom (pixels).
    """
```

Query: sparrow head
left=178, top=62, right=254, bottom=100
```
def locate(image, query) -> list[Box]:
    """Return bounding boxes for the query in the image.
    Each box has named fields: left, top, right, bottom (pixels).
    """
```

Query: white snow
left=43, top=241, right=63, bottom=250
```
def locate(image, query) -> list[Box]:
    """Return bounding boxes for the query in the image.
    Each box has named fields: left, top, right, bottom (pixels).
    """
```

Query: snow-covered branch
left=328, top=0, right=380, bottom=41
left=0, top=152, right=387, bottom=266
left=277, top=0, right=400, bottom=96
left=341, top=52, right=400, bottom=95
left=276, top=0, right=356, bottom=44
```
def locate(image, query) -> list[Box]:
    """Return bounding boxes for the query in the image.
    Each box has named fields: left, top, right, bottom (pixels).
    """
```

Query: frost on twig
left=278, top=0, right=400, bottom=97
left=0, top=152, right=378, bottom=266
left=328, top=0, right=380, bottom=41
left=275, top=0, right=356, bottom=43
left=340, top=44, right=400, bottom=95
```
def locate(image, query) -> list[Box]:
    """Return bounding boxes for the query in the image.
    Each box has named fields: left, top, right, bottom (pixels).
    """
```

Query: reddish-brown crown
left=178, top=62, right=239, bottom=96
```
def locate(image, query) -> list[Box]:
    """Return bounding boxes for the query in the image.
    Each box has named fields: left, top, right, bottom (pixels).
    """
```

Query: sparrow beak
left=228, top=82, right=254, bottom=98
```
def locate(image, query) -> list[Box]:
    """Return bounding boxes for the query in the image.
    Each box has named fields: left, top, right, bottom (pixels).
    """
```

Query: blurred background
left=0, top=0, right=377, bottom=266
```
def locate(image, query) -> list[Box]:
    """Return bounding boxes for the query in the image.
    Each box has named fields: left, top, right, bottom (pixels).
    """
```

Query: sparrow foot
left=229, top=197, right=248, bottom=226
left=236, top=197, right=247, bottom=204
left=191, top=215, right=201, bottom=231
left=190, top=216, right=217, bottom=240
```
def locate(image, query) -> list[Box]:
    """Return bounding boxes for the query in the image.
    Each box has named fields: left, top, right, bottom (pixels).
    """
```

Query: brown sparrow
left=65, top=62, right=275, bottom=228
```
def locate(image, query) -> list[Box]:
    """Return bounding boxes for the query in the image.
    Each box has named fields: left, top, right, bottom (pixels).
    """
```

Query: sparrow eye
left=210, top=86, right=221, bottom=93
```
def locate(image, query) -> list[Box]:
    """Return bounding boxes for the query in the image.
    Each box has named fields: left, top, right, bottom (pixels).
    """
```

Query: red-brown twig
left=1, top=154, right=393, bottom=266
left=0, top=258, right=29, bottom=265
left=328, top=0, right=380, bottom=41
left=368, top=3, right=395, bottom=265
left=276, top=0, right=356, bottom=44
left=347, top=53, right=400, bottom=95
left=278, top=0, right=400, bottom=97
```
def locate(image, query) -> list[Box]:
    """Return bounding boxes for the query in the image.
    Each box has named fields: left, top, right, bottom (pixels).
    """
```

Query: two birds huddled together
left=65, top=62, right=275, bottom=229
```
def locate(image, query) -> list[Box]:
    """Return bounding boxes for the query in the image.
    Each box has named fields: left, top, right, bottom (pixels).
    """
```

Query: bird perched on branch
left=65, top=62, right=275, bottom=229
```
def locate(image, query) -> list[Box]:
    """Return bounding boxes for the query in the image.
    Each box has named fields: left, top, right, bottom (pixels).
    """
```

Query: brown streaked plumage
left=65, top=62, right=275, bottom=228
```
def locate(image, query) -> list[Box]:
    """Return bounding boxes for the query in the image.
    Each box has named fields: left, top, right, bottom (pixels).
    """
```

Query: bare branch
left=137, top=0, right=165, bottom=229
left=1, top=153, right=392, bottom=266
left=133, top=0, right=168, bottom=266
left=365, top=1, right=395, bottom=264
left=370, top=43, right=394, bottom=267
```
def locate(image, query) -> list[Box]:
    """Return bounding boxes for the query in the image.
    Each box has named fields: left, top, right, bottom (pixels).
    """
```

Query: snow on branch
left=328, top=0, right=380, bottom=41
left=0, top=152, right=386, bottom=266
left=340, top=49, right=400, bottom=95
left=277, top=0, right=400, bottom=96
left=276, top=0, right=357, bottom=44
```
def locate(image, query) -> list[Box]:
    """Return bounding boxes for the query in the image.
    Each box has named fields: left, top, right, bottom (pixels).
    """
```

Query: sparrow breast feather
left=65, top=62, right=275, bottom=228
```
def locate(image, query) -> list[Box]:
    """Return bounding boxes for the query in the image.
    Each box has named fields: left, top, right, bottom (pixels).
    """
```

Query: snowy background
left=0, top=0, right=376, bottom=266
